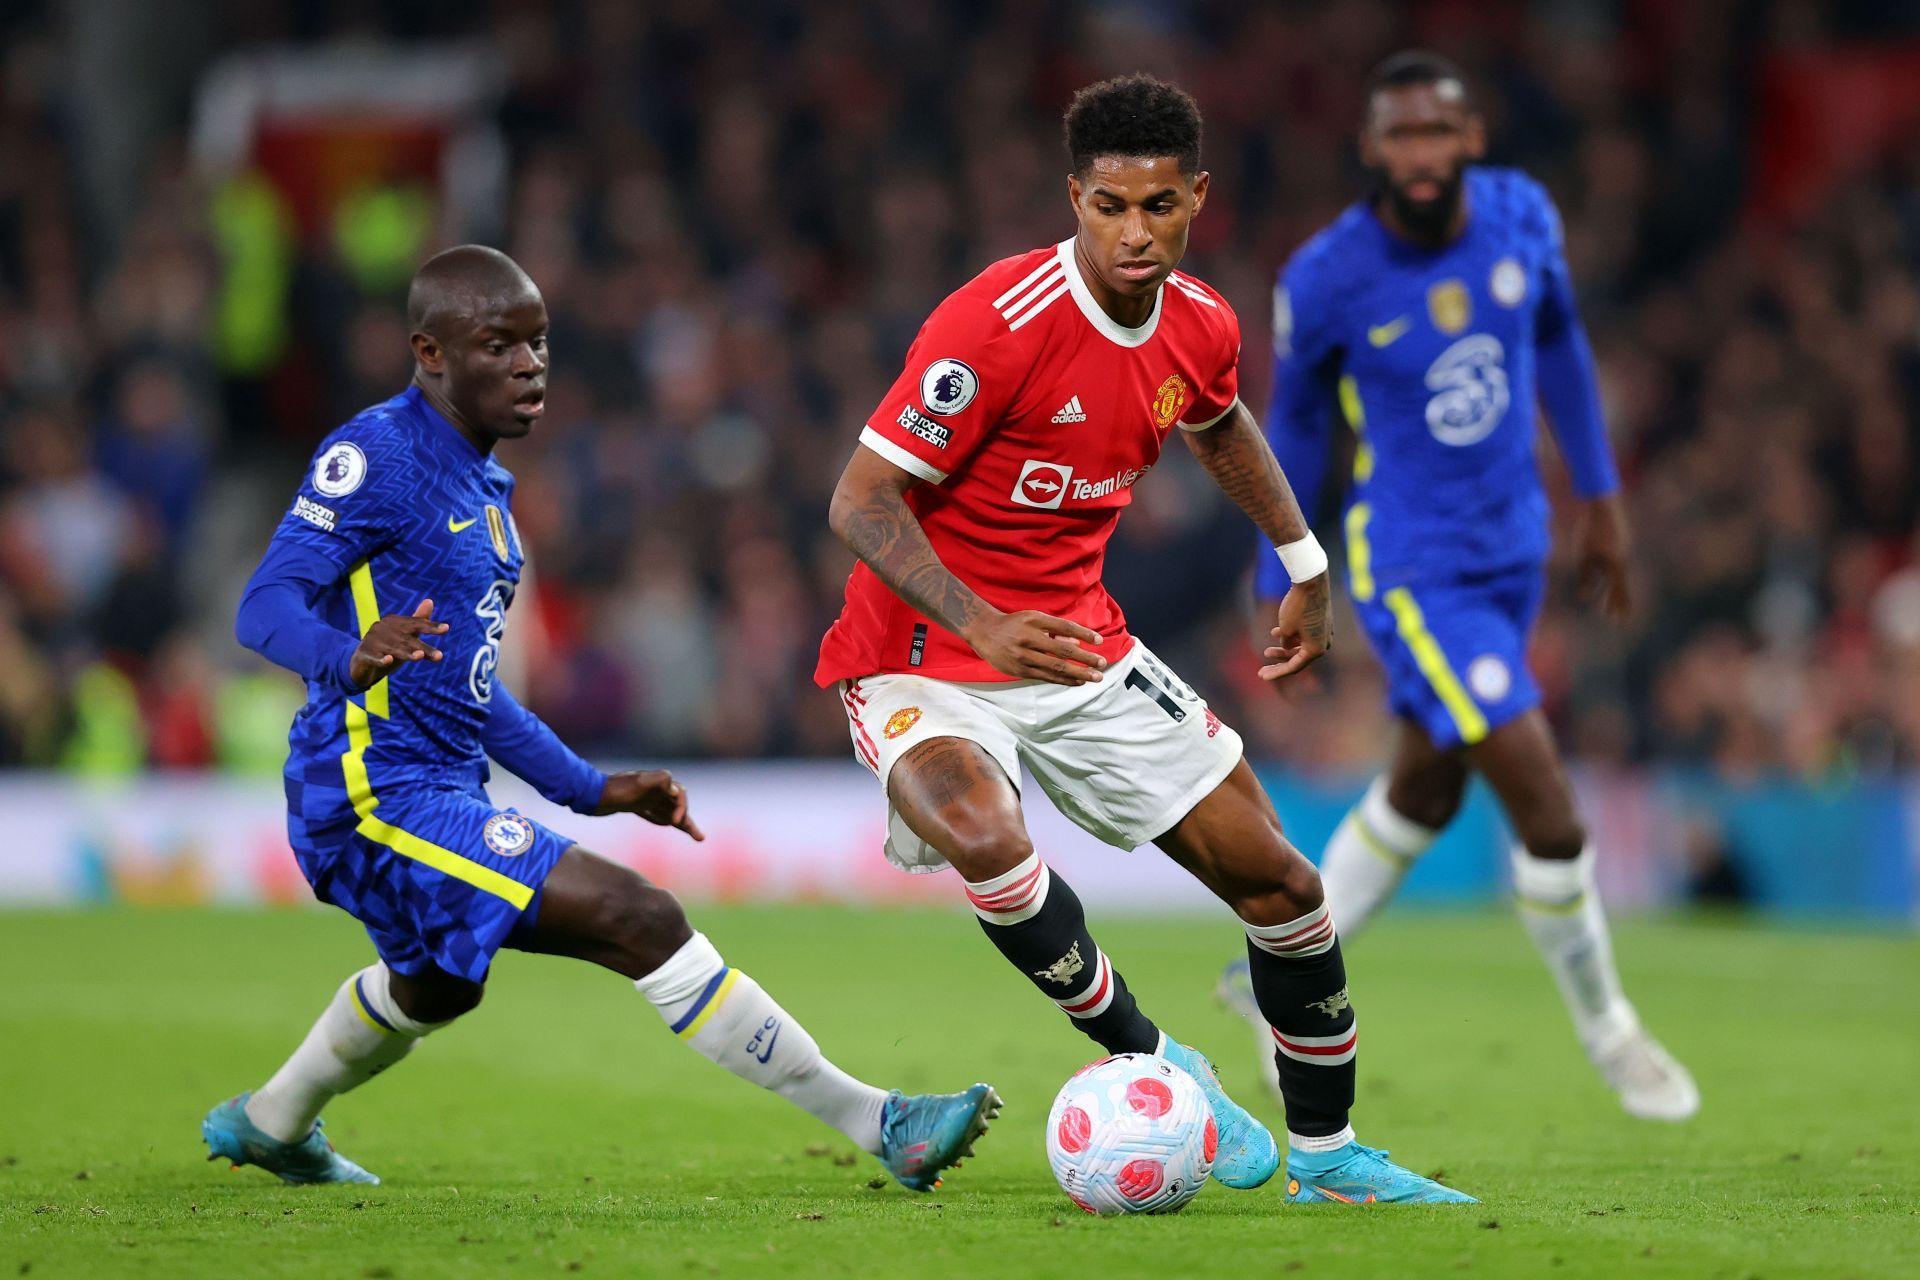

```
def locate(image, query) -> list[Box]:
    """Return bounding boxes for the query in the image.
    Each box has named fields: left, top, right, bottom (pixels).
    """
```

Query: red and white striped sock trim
left=963, top=853, right=1052, bottom=925
left=1272, top=1019, right=1358, bottom=1066
left=1055, top=950, right=1115, bottom=1020
left=1248, top=903, right=1338, bottom=958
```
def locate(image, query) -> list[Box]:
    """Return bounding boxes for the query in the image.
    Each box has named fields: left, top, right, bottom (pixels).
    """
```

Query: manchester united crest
left=884, top=707, right=923, bottom=739
left=1150, top=375, right=1189, bottom=429
left=1427, top=279, right=1471, bottom=335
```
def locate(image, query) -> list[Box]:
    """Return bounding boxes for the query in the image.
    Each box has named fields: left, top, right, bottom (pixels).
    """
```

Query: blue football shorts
left=1349, top=564, right=1545, bottom=751
left=288, top=783, right=575, bottom=983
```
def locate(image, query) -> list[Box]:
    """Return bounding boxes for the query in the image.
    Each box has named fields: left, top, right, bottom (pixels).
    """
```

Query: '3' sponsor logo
left=468, top=578, right=515, bottom=703
left=1423, top=334, right=1510, bottom=446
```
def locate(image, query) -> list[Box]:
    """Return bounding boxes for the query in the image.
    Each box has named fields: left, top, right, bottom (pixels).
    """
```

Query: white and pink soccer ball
left=1045, top=1052, right=1217, bottom=1215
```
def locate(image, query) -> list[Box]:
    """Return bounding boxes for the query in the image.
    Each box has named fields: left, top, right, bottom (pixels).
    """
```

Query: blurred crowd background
left=2, top=0, right=1919, bottom=781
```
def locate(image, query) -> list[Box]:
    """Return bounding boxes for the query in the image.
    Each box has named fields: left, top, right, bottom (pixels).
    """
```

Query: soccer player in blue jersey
left=203, top=246, right=998, bottom=1187
left=1221, top=52, right=1698, bottom=1121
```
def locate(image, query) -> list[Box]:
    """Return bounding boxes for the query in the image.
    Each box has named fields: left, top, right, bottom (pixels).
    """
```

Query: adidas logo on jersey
left=1051, top=395, right=1087, bottom=424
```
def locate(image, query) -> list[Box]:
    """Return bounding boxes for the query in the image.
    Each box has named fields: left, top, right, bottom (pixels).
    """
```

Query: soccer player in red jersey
left=816, top=75, right=1474, bottom=1205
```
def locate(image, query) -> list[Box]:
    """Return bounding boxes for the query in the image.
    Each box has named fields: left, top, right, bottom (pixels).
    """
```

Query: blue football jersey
left=270, top=386, right=524, bottom=808
left=1260, top=167, right=1613, bottom=596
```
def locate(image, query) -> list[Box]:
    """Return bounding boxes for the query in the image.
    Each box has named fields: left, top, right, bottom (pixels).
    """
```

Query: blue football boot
left=1285, top=1141, right=1476, bottom=1204
left=878, top=1083, right=1001, bottom=1191
left=1159, top=1039, right=1279, bottom=1190
left=202, top=1092, right=379, bottom=1185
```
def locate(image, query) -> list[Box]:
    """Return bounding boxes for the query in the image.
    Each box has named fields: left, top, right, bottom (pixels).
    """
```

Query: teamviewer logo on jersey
left=1013, top=459, right=1074, bottom=509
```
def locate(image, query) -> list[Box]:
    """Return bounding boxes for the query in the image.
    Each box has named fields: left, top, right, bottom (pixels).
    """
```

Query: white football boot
left=1593, top=1028, right=1700, bottom=1121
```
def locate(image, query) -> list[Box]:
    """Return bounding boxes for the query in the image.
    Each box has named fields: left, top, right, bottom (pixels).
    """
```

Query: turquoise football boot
left=1159, top=1039, right=1279, bottom=1190
left=878, top=1083, right=1001, bottom=1191
left=202, top=1093, right=379, bottom=1185
left=1286, top=1142, right=1476, bottom=1204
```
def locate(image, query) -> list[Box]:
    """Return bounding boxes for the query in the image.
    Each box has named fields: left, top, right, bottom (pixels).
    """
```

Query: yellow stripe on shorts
left=335, top=559, right=533, bottom=911
left=1383, top=587, right=1489, bottom=745
left=354, top=814, right=535, bottom=911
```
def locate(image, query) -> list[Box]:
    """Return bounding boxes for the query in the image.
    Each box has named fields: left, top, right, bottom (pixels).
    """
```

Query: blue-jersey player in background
left=203, top=245, right=998, bottom=1188
left=1220, top=52, right=1698, bottom=1121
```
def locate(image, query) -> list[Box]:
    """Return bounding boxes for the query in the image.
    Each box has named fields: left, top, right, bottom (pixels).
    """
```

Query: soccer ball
left=1045, top=1052, right=1217, bottom=1215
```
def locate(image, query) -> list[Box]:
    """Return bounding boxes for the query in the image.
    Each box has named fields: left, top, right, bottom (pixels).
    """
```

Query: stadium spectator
left=0, top=0, right=1914, bottom=779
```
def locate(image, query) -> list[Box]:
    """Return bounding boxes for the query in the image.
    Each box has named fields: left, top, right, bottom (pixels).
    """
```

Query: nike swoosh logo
left=448, top=517, right=478, bottom=533
left=754, top=1025, right=781, bottom=1064
left=1368, top=317, right=1411, bottom=347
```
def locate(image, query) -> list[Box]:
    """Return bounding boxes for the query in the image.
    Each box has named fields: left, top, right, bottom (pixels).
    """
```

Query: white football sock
left=1288, top=1124, right=1357, bottom=1155
left=1511, top=846, right=1639, bottom=1054
left=245, top=964, right=447, bottom=1143
left=636, top=933, right=888, bottom=1155
left=1318, top=777, right=1439, bottom=935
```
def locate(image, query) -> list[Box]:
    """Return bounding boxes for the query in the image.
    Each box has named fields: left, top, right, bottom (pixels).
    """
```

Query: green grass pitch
left=1, top=905, right=1914, bottom=1278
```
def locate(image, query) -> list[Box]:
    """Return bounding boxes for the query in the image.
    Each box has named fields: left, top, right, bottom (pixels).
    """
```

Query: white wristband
left=1274, top=533, right=1328, bottom=583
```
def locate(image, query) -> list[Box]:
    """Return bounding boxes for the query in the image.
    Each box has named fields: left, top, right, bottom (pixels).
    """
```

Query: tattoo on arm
left=836, top=481, right=990, bottom=638
left=1188, top=403, right=1333, bottom=657
left=1184, top=402, right=1311, bottom=547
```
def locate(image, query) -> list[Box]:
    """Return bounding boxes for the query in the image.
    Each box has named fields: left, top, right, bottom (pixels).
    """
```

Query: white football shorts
left=838, top=640, right=1245, bottom=873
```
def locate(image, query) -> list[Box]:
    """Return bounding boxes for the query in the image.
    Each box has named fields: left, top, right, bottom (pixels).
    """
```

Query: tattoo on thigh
left=915, top=740, right=982, bottom=810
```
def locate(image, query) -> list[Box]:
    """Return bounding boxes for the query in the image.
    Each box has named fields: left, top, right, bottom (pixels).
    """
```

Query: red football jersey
left=816, top=238, right=1242, bottom=685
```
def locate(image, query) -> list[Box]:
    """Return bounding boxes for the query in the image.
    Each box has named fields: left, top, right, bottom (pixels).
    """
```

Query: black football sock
left=963, top=853, right=1160, bottom=1055
left=1244, top=902, right=1357, bottom=1146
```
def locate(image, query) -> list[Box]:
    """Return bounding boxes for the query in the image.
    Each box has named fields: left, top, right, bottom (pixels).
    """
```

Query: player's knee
left=1506, top=781, right=1586, bottom=861
left=1520, top=817, right=1586, bottom=862
left=1386, top=771, right=1465, bottom=830
left=1232, top=839, right=1325, bottom=925
left=594, top=877, right=694, bottom=973
left=391, top=973, right=484, bottom=1024
left=938, top=823, right=1034, bottom=883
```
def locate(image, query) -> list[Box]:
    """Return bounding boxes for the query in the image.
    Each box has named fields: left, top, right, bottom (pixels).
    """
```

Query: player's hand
left=1260, top=573, right=1332, bottom=681
left=965, top=609, right=1108, bottom=686
left=1574, top=494, right=1633, bottom=623
left=596, top=769, right=705, bottom=841
left=349, top=598, right=450, bottom=690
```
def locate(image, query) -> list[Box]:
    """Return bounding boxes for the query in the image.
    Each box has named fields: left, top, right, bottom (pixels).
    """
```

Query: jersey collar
left=1055, top=238, right=1163, bottom=348
left=403, top=385, right=487, bottom=464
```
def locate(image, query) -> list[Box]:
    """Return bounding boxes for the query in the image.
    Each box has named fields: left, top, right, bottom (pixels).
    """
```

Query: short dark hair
left=1366, top=49, right=1471, bottom=106
left=1063, top=74, right=1202, bottom=177
left=407, top=244, right=538, bottom=336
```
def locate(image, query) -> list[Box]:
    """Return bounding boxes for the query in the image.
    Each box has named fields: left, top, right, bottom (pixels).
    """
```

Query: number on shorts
left=1126, top=667, right=1187, bottom=722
